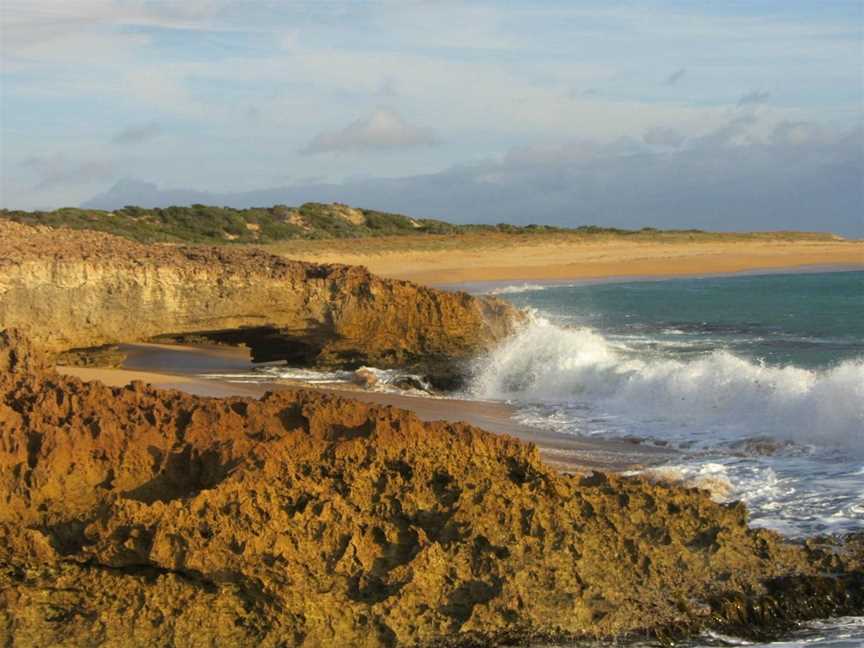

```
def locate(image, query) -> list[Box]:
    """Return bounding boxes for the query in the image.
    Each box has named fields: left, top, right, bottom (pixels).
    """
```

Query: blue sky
left=1, top=1, right=862, bottom=234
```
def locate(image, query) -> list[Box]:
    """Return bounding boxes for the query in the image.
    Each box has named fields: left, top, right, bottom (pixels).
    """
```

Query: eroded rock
left=54, top=344, right=127, bottom=368
left=0, top=221, right=520, bottom=372
left=0, top=331, right=861, bottom=647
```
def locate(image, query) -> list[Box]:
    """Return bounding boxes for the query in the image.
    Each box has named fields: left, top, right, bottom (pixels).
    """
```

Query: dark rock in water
left=729, top=436, right=795, bottom=456
left=0, top=329, right=861, bottom=647
left=391, top=375, right=430, bottom=392
left=353, top=367, right=379, bottom=388
left=422, top=361, right=471, bottom=391
left=620, top=435, right=646, bottom=445
left=707, top=572, right=864, bottom=642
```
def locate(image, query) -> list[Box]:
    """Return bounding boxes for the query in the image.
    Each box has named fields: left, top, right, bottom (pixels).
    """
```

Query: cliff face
left=0, top=330, right=861, bottom=647
left=0, top=221, right=519, bottom=371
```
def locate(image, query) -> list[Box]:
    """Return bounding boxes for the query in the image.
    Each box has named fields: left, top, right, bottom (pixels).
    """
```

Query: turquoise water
left=491, top=271, right=864, bottom=369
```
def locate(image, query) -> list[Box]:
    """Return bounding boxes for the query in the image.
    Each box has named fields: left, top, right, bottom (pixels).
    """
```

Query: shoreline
left=401, top=258, right=864, bottom=287
left=59, top=343, right=677, bottom=474
left=442, top=263, right=864, bottom=292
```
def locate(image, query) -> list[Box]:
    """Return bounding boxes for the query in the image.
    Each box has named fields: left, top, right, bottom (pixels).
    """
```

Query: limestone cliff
left=0, top=221, right=519, bottom=373
left=0, top=331, right=861, bottom=647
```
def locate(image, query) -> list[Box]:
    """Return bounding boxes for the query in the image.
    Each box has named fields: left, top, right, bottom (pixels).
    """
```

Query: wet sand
left=58, top=343, right=676, bottom=473
left=61, top=343, right=264, bottom=398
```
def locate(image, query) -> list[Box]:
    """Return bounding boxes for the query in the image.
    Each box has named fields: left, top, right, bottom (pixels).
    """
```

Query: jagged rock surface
left=0, top=331, right=861, bottom=647
left=0, top=221, right=519, bottom=370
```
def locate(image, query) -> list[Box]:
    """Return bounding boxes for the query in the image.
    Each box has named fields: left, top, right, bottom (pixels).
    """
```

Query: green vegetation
left=0, top=202, right=838, bottom=245
left=0, top=203, right=463, bottom=244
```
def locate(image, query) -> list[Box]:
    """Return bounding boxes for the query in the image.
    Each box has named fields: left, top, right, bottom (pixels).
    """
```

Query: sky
left=1, top=1, right=862, bottom=235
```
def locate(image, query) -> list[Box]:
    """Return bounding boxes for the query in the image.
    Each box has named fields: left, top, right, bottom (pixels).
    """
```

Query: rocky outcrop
left=0, top=331, right=861, bottom=646
left=0, top=221, right=519, bottom=375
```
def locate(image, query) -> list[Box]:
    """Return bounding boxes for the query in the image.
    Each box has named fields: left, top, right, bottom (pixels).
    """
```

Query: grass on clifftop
left=0, top=202, right=840, bottom=245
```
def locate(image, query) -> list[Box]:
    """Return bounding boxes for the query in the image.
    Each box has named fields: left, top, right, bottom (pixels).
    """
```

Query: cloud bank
left=83, top=119, right=864, bottom=237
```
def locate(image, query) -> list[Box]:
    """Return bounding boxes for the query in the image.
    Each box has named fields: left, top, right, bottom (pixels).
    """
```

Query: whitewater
left=470, top=271, right=864, bottom=539
left=471, top=316, right=863, bottom=449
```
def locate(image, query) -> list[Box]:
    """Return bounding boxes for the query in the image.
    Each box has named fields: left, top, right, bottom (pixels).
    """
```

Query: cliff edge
left=0, top=221, right=519, bottom=374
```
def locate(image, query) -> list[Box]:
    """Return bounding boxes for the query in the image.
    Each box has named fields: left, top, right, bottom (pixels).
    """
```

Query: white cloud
left=2, top=1, right=837, bottom=141
left=121, top=67, right=206, bottom=118
left=301, top=109, right=439, bottom=154
left=1, top=0, right=228, bottom=41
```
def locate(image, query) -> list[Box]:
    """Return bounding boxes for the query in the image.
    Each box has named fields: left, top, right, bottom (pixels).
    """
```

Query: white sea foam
left=204, top=367, right=354, bottom=384
left=486, top=283, right=556, bottom=295
left=638, top=463, right=736, bottom=502
left=202, top=365, right=434, bottom=394
left=470, top=317, right=864, bottom=450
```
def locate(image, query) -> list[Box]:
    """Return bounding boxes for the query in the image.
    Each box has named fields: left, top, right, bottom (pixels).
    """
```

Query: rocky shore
left=0, top=329, right=861, bottom=646
left=0, top=221, right=519, bottom=385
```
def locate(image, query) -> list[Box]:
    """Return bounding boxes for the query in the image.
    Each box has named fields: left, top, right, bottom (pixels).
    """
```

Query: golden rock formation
left=0, top=330, right=860, bottom=646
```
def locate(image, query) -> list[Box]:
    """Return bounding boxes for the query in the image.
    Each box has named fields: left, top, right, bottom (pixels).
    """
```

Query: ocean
left=477, top=270, right=864, bottom=647
left=473, top=270, right=863, bottom=538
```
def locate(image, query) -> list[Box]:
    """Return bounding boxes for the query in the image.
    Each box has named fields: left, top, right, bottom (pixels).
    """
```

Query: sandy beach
left=265, top=236, right=864, bottom=285
left=58, top=342, right=676, bottom=473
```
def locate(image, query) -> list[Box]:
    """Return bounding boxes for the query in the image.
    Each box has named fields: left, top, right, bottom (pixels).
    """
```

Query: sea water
left=473, top=270, right=863, bottom=647
left=471, top=271, right=863, bottom=537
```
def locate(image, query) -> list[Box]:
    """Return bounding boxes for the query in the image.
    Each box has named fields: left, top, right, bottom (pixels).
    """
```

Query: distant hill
left=0, top=202, right=839, bottom=245
left=1, top=203, right=466, bottom=244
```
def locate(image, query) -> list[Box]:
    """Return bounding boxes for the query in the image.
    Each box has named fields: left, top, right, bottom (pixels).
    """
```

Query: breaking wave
left=470, top=317, right=864, bottom=450
left=486, top=283, right=560, bottom=295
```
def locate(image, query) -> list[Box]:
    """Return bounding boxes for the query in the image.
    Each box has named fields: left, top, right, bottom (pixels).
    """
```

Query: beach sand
left=58, top=343, right=675, bottom=473
left=264, top=236, right=864, bottom=285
